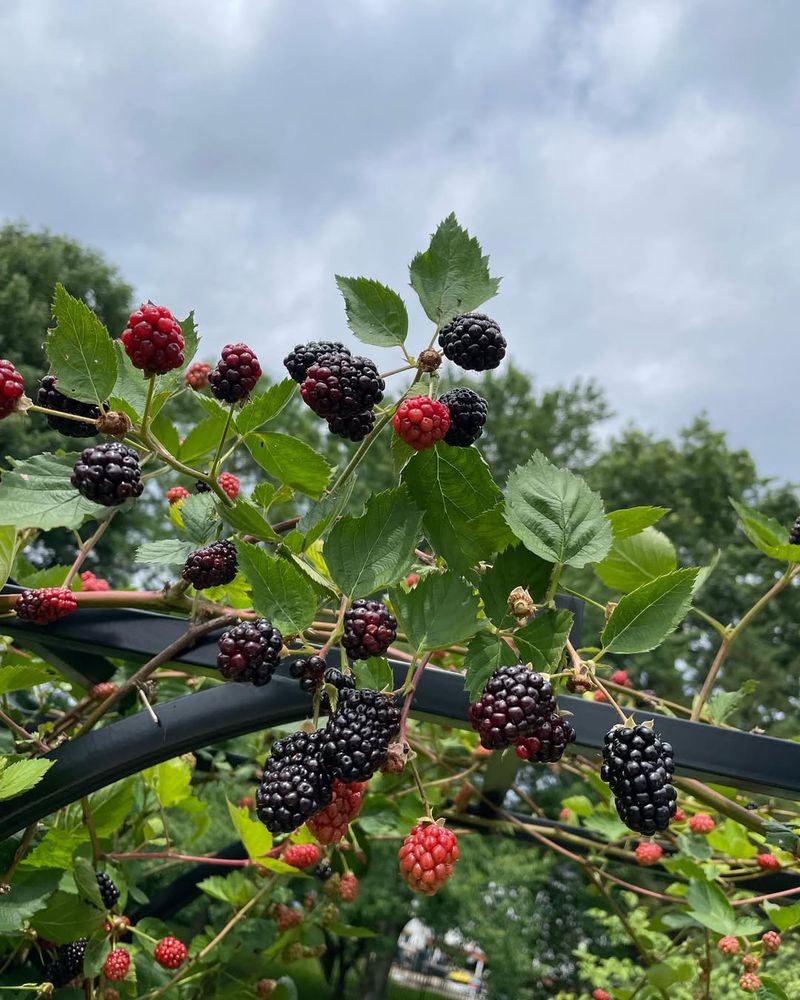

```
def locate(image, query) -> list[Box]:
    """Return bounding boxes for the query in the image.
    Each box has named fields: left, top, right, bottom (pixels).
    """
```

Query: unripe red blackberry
left=739, top=973, right=761, bottom=993
left=307, top=779, right=368, bottom=844
left=182, top=539, right=238, bottom=590
left=96, top=871, right=120, bottom=909
left=121, top=304, right=184, bottom=376
left=593, top=689, right=607, bottom=702
left=301, top=353, right=384, bottom=418
left=80, top=570, right=110, bottom=591
left=741, top=954, right=760, bottom=972
left=718, top=935, right=740, bottom=956
left=274, top=903, right=303, bottom=932
left=37, top=375, right=108, bottom=437
left=399, top=822, right=459, bottom=895
left=326, top=409, right=375, bottom=442
left=71, top=442, right=144, bottom=506
left=44, top=938, right=88, bottom=988
left=756, top=853, right=780, bottom=871
left=90, top=681, right=118, bottom=700
left=591, top=991, right=611, bottom=1000
left=102, top=948, right=130, bottom=982
left=601, top=724, right=677, bottom=835
left=210, top=343, right=262, bottom=403
left=438, top=312, right=506, bottom=371
left=257, top=730, right=333, bottom=834
left=0, top=359, right=24, bottom=419
left=185, top=361, right=211, bottom=390
left=790, top=516, right=800, bottom=545
left=514, top=712, right=576, bottom=763
left=439, top=387, right=488, bottom=447
left=688, top=813, right=715, bottom=835
left=342, top=600, right=397, bottom=659
left=218, top=472, right=240, bottom=499
left=762, top=931, right=781, bottom=954
left=339, top=872, right=359, bottom=902
left=321, top=688, right=401, bottom=782
left=216, top=618, right=283, bottom=685
left=674, top=807, right=686, bottom=822
left=167, top=485, right=190, bottom=504
left=393, top=395, right=450, bottom=450
left=284, top=843, right=321, bottom=869
left=237, top=795, right=255, bottom=810
left=256, top=980, right=276, bottom=997
left=610, top=669, right=632, bottom=688
left=284, top=341, right=351, bottom=383
left=635, top=842, right=663, bottom=866
left=468, top=664, right=556, bottom=750
left=15, top=587, right=78, bottom=624
left=153, top=936, right=187, bottom=970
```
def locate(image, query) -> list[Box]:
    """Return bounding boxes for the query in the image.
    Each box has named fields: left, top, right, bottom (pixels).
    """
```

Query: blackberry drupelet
left=342, top=600, right=397, bottom=659
left=326, top=409, right=375, bottom=442
left=321, top=688, right=401, bottom=782
left=514, top=712, right=576, bottom=763
left=209, top=342, right=262, bottom=403
left=468, top=664, right=556, bottom=750
left=601, top=723, right=677, bottom=835
left=300, top=353, right=384, bottom=418
left=439, top=387, right=488, bottom=447
left=37, top=375, right=108, bottom=437
left=44, top=938, right=88, bottom=988
left=217, top=618, right=283, bottom=686
left=323, top=667, right=356, bottom=692
left=790, top=516, right=800, bottom=545
left=96, top=871, right=120, bottom=909
left=284, top=341, right=351, bottom=383
left=438, top=312, right=506, bottom=371
left=256, top=730, right=333, bottom=834
left=182, top=540, right=238, bottom=590
left=71, top=443, right=144, bottom=506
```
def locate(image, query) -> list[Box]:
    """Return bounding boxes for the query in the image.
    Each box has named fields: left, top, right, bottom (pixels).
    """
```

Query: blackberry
left=15, top=587, right=77, bottom=624
left=515, top=712, right=576, bottom=763
left=601, top=723, right=677, bottom=835
left=326, top=409, right=375, bottom=442
left=284, top=342, right=351, bottom=383
left=321, top=688, right=401, bottom=782
left=323, top=667, right=356, bottom=692
left=256, top=729, right=333, bottom=834
left=392, top=396, right=450, bottom=450
left=37, top=375, right=108, bottom=437
left=209, top=342, right=262, bottom=403
left=438, top=312, right=506, bottom=371
left=96, top=871, right=120, bottom=909
left=44, top=938, right=87, bottom=988
left=195, top=480, right=212, bottom=493
left=790, top=516, right=800, bottom=545
left=217, top=618, right=283, bottom=686
left=300, top=353, right=384, bottom=418
left=121, top=304, right=185, bottom=376
left=468, top=664, right=556, bottom=750
left=289, top=655, right=327, bottom=680
left=440, top=387, right=488, bottom=447
left=0, top=359, right=24, bottom=419
left=314, top=859, right=334, bottom=881
left=342, top=600, right=397, bottom=659
left=71, top=443, right=144, bottom=506
left=182, top=539, right=238, bottom=590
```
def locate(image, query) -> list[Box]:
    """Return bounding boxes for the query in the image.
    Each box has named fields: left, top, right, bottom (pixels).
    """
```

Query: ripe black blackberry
left=326, top=409, right=375, bottom=442
left=314, top=859, right=334, bottom=881
left=321, top=688, right=401, bottom=782
left=438, top=312, right=506, bottom=371
left=342, top=600, right=397, bottom=660
left=308, top=666, right=356, bottom=713
left=37, top=375, right=108, bottom=438
left=790, top=516, right=800, bottom=546
left=182, top=539, right=238, bottom=590
left=96, top=871, right=120, bottom=909
left=217, top=618, right=283, bottom=686
left=209, top=342, right=263, bottom=403
left=289, top=655, right=327, bottom=680
left=468, top=664, right=556, bottom=750
left=284, top=342, right=351, bottom=383
left=323, top=667, right=355, bottom=692
left=256, top=729, right=333, bottom=834
left=195, top=480, right=212, bottom=493
left=515, top=712, right=576, bottom=763
left=44, top=938, right=88, bottom=988
left=439, top=387, right=488, bottom=447
left=71, top=443, right=144, bottom=506
left=300, top=353, right=384, bottom=418
left=601, top=723, right=677, bottom=835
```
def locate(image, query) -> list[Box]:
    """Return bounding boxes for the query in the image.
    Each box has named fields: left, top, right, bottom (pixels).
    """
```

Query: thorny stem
left=673, top=777, right=768, bottom=836
left=63, top=514, right=117, bottom=588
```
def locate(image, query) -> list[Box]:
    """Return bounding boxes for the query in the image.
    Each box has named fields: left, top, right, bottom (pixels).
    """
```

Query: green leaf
left=236, top=542, right=317, bottom=635
left=197, top=871, right=255, bottom=906
left=31, top=890, right=104, bottom=944
left=561, top=795, right=593, bottom=818
left=150, top=409, right=180, bottom=456
left=646, top=960, right=693, bottom=989
left=730, top=499, right=800, bottom=562
left=14, top=563, right=73, bottom=589
left=676, top=831, right=712, bottom=861
left=353, top=657, right=393, bottom=691
left=0, top=663, right=58, bottom=694
left=73, top=857, right=105, bottom=908
left=758, top=976, right=790, bottom=1000
left=325, top=487, right=422, bottom=598
left=179, top=414, right=227, bottom=463
left=179, top=492, right=219, bottom=545
left=704, top=679, right=758, bottom=725
left=256, top=855, right=304, bottom=875
left=335, top=276, right=408, bottom=348
left=272, top=976, right=299, bottom=1000
left=247, top=432, right=331, bottom=499
left=478, top=544, right=552, bottom=628
left=179, top=310, right=199, bottom=364
left=706, top=818, right=757, bottom=859
left=109, top=341, right=148, bottom=419
left=0, top=526, right=17, bottom=590
left=764, top=900, right=800, bottom=932
left=0, top=759, right=54, bottom=801
left=0, top=452, right=101, bottom=530
left=763, top=820, right=800, bottom=855
left=583, top=812, right=629, bottom=840
left=514, top=609, right=573, bottom=670
left=463, top=632, right=517, bottom=700
left=218, top=498, right=280, bottom=541
left=20, top=828, right=86, bottom=869
left=227, top=799, right=273, bottom=861
left=601, top=568, right=699, bottom=654
left=135, top=539, right=196, bottom=567
left=409, top=213, right=500, bottom=326
left=685, top=879, right=738, bottom=936
left=390, top=571, right=481, bottom=652
left=401, top=447, right=503, bottom=573
left=607, top=506, right=670, bottom=540
left=595, top=527, right=677, bottom=592
left=88, top=779, right=135, bottom=837
left=505, top=452, right=612, bottom=568
left=391, top=432, right=416, bottom=476
left=143, top=758, right=192, bottom=807
left=326, top=919, right=376, bottom=938
left=236, top=379, right=296, bottom=435
left=47, top=283, right=118, bottom=403
left=293, top=479, right=355, bottom=552
left=0, top=869, right=60, bottom=933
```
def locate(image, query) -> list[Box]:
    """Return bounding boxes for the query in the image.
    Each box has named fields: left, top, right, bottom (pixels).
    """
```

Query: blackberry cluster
left=71, top=443, right=144, bottom=506
left=217, top=618, right=283, bottom=685
left=300, top=353, right=384, bottom=419
left=439, top=387, right=488, bottom=447
left=37, top=375, right=107, bottom=437
left=256, top=730, right=333, bottom=834
left=438, top=312, right=506, bottom=371
left=0, top=359, right=24, bottom=419
left=44, top=938, right=88, bottom=988
left=601, top=724, right=677, bottom=834
left=468, top=664, right=556, bottom=750
left=96, top=871, right=120, bottom=909
left=209, top=342, right=262, bottom=403
left=515, top=712, right=576, bottom=763
left=321, top=688, right=401, bottom=782
left=182, top=539, right=238, bottom=590
left=284, top=342, right=351, bottom=383
left=326, top=409, right=375, bottom=442
left=342, top=600, right=397, bottom=659
left=790, top=516, right=800, bottom=546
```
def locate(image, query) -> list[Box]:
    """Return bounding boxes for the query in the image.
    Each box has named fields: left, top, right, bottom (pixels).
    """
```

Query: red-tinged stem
left=105, top=851, right=251, bottom=866
left=400, top=652, right=433, bottom=739
left=733, top=884, right=800, bottom=907
left=0, top=708, right=48, bottom=753
left=63, top=514, right=117, bottom=588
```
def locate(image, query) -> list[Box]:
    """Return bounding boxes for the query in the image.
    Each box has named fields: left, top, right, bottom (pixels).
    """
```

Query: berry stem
left=316, top=596, right=349, bottom=658
left=62, top=514, right=117, bottom=589
left=27, top=403, right=103, bottom=426
left=104, top=850, right=255, bottom=866
left=399, top=652, right=433, bottom=740
left=209, top=403, right=236, bottom=478
left=591, top=676, right=629, bottom=725
left=408, top=757, right=436, bottom=822
left=80, top=797, right=101, bottom=864
left=544, top=562, right=563, bottom=606
left=379, top=363, right=416, bottom=379
left=0, top=708, right=49, bottom=753
left=327, top=406, right=395, bottom=497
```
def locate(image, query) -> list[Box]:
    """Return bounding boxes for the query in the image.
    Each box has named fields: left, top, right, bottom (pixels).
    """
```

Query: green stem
left=28, top=404, right=101, bottom=426
left=210, top=404, right=236, bottom=477
left=327, top=407, right=394, bottom=497
left=141, top=376, right=157, bottom=434
left=544, top=563, right=563, bottom=605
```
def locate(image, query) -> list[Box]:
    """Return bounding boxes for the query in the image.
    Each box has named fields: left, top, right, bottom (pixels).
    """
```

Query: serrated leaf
left=561, top=795, right=593, bottom=817
left=514, top=609, right=573, bottom=671
left=142, top=758, right=192, bottom=807
left=179, top=414, right=227, bottom=463
left=236, top=542, right=317, bottom=636
left=227, top=799, right=273, bottom=861
left=0, top=453, right=101, bottom=530
left=83, top=934, right=108, bottom=978
left=730, top=499, right=800, bottom=562
left=0, top=869, right=60, bottom=933
left=463, top=633, right=517, bottom=700
left=47, top=283, right=117, bottom=403
left=505, top=452, right=612, bottom=568
left=757, top=976, right=790, bottom=1000
left=353, top=657, right=393, bottom=691
left=596, top=527, right=677, bottom=592
left=479, top=544, right=552, bottom=628
left=646, top=960, right=693, bottom=989
left=179, top=492, right=219, bottom=545
left=197, top=872, right=255, bottom=906
left=179, top=310, right=199, bottom=364
left=0, top=663, right=58, bottom=694
left=293, top=478, right=355, bottom=552
left=325, top=487, right=422, bottom=598
left=109, top=340, right=148, bottom=419
left=89, top=779, right=135, bottom=837
left=334, top=275, right=408, bottom=347
left=14, top=563, right=73, bottom=589
left=390, top=571, right=481, bottom=652
left=135, top=539, right=196, bottom=567
left=601, top=568, right=699, bottom=654
left=247, top=432, right=331, bottom=499
left=409, top=213, right=500, bottom=326
left=21, top=828, right=86, bottom=869
left=676, top=831, right=713, bottom=861
left=74, top=857, right=105, bottom=908
left=764, top=900, right=800, bottom=932
left=150, top=409, right=180, bottom=455
left=706, top=818, right=757, bottom=860
left=0, top=525, right=17, bottom=590
left=0, top=758, right=54, bottom=801
left=685, top=879, right=738, bottom=935
left=218, top=498, right=280, bottom=541
left=236, top=379, right=296, bottom=435
left=583, top=811, right=629, bottom=840
left=704, top=679, right=758, bottom=725
left=391, top=431, right=416, bottom=476
left=762, top=820, right=800, bottom=854
left=607, top=506, right=670, bottom=540
left=30, top=890, right=104, bottom=944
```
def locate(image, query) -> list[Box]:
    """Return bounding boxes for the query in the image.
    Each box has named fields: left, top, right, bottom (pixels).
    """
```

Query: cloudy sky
left=1, top=0, right=797, bottom=480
